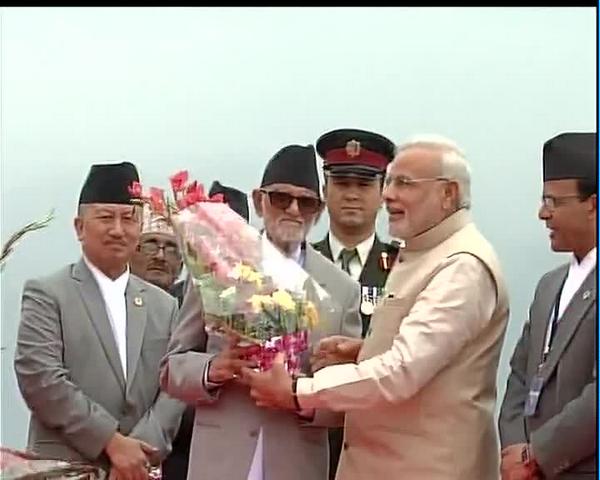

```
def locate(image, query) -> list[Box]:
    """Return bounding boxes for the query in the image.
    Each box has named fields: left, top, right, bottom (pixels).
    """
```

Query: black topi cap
left=209, top=180, right=250, bottom=222
left=260, top=144, right=320, bottom=196
left=78, top=161, right=140, bottom=205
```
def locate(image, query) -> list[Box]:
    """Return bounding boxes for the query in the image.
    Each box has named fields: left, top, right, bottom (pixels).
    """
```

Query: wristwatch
left=291, top=377, right=302, bottom=411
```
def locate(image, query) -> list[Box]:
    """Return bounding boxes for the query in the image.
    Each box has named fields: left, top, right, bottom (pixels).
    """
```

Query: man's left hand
left=241, top=353, right=296, bottom=410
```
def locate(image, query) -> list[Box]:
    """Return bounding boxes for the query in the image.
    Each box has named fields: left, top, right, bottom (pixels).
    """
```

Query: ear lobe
left=251, top=189, right=264, bottom=218
left=74, top=217, right=84, bottom=241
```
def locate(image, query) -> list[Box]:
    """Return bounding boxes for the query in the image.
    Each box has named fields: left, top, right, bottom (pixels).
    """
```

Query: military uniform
left=312, top=128, right=399, bottom=479
left=312, top=234, right=398, bottom=336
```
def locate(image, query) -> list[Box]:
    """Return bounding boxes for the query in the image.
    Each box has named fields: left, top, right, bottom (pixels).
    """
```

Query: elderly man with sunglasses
left=243, top=135, right=510, bottom=480
left=160, top=144, right=362, bottom=480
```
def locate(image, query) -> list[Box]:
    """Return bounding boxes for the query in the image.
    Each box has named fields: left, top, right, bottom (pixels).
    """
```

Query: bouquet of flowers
left=130, top=171, right=333, bottom=375
left=0, top=447, right=100, bottom=479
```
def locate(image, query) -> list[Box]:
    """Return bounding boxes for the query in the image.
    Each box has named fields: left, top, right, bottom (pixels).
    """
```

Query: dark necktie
left=339, top=248, right=358, bottom=275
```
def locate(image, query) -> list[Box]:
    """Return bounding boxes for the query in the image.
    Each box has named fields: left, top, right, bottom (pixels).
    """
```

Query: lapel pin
left=134, top=296, right=144, bottom=307
left=582, top=290, right=591, bottom=300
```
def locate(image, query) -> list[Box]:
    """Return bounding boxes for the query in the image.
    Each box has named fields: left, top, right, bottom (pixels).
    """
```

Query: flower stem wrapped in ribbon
left=131, top=171, right=334, bottom=375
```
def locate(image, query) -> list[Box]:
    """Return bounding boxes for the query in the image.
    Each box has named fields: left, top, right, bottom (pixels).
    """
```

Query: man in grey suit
left=160, top=144, right=362, bottom=480
left=499, top=132, right=597, bottom=480
left=14, top=162, right=185, bottom=480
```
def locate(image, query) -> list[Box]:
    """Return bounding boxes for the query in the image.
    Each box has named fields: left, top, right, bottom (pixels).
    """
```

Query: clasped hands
left=211, top=334, right=363, bottom=410
left=500, top=444, right=542, bottom=480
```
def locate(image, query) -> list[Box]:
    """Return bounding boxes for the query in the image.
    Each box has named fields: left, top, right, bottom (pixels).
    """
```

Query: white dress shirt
left=329, top=233, right=375, bottom=282
left=558, top=247, right=597, bottom=320
left=248, top=233, right=306, bottom=480
left=84, top=256, right=129, bottom=380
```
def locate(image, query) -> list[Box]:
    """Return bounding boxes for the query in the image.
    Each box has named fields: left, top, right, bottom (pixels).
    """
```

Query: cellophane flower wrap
left=0, top=447, right=101, bottom=479
left=130, top=171, right=334, bottom=375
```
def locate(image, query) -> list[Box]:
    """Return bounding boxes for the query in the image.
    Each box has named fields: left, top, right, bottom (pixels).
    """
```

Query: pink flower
left=184, top=181, right=205, bottom=206
left=128, top=181, right=143, bottom=198
left=149, top=187, right=166, bottom=215
left=169, top=171, right=189, bottom=192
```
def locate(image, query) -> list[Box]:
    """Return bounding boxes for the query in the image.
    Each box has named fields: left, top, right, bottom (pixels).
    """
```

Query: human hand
left=207, top=335, right=258, bottom=384
left=104, top=433, right=158, bottom=480
left=242, top=352, right=296, bottom=410
left=310, top=335, right=363, bottom=372
left=501, top=444, right=542, bottom=480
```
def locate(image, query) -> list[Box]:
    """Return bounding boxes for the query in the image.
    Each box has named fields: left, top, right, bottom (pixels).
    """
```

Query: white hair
left=394, top=134, right=472, bottom=209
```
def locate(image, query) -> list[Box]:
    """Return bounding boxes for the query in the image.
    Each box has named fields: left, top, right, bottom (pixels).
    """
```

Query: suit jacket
left=499, top=265, right=597, bottom=479
left=163, top=278, right=194, bottom=480
left=312, top=234, right=399, bottom=337
left=14, top=259, right=186, bottom=470
left=160, top=244, right=362, bottom=480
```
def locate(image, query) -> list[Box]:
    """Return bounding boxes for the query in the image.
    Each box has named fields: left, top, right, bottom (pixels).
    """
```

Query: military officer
left=311, top=128, right=399, bottom=479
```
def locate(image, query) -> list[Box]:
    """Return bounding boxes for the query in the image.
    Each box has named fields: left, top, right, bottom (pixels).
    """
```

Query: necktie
left=339, top=248, right=358, bottom=275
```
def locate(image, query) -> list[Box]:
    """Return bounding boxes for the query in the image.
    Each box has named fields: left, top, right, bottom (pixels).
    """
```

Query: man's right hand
left=310, top=335, right=363, bottom=372
left=207, top=336, right=258, bottom=384
left=104, top=432, right=157, bottom=480
left=501, top=444, right=541, bottom=480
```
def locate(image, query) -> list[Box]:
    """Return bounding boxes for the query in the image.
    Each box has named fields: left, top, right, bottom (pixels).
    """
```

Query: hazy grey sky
left=0, top=7, right=596, bottom=447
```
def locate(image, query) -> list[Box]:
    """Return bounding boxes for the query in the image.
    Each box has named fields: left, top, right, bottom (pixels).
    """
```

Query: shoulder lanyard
left=540, top=275, right=568, bottom=366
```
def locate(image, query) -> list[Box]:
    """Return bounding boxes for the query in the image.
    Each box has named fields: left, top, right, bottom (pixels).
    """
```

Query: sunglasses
left=260, top=189, right=322, bottom=215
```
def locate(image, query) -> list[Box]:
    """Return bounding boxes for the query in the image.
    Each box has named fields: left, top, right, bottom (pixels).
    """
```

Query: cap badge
left=345, top=140, right=361, bottom=158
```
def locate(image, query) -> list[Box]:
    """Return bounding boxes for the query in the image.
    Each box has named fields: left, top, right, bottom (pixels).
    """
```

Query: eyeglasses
left=138, top=240, right=181, bottom=260
left=384, top=176, right=450, bottom=189
left=260, top=189, right=322, bottom=215
left=540, top=195, right=584, bottom=209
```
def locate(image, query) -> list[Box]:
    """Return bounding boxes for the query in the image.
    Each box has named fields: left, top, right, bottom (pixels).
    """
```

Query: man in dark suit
left=14, top=162, right=185, bottom=480
left=311, top=128, right=399, bottom=479
left=499, top=132, right=597, bottom=479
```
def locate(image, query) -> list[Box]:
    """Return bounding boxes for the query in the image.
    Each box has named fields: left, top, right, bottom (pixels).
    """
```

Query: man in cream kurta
left=245, top=135, right=510, bottom=480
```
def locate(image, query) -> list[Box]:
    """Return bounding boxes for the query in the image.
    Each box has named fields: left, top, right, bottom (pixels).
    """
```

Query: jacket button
left=249, top=429, right=259, bottom=438
left=343, top=442, right=349, bottom=450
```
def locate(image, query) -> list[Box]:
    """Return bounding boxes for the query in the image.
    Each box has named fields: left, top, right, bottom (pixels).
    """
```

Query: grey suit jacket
left=499, top=264, right=596, bottom=479
left=160, top=244, right=362, bottom=480
left=14, top=259, right=186, bottom=470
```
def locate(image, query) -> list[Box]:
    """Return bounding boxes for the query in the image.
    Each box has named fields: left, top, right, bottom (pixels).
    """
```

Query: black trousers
left=162, top=407, right=194, bottom=480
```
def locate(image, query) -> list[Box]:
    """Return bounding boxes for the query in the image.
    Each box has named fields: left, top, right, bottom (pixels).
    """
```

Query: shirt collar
left=83, top=255, right=129, bottom=293
left=569, top=247, right=597, bottom=273
left=328, top=232, right=376, bottom=266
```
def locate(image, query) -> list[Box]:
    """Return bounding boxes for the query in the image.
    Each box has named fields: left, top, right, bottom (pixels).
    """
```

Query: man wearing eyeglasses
left=499, top=132, right=597, bottom=480
left=242, top=135, right=510, bottom=480
left=160, top=144, right=362, bottom=480
left=311, top=128, right=399, bottom=479
left=130, top=207, right=184, bottom=301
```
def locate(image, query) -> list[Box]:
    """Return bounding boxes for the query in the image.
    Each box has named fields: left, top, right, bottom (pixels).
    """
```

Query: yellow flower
left=272, top=289, right=296, bottom=311
left=231, top=262, right=263, bottom=288
left=303, top=301, right=319, bottom=329
left=249, top=294, right=274, bottom=312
